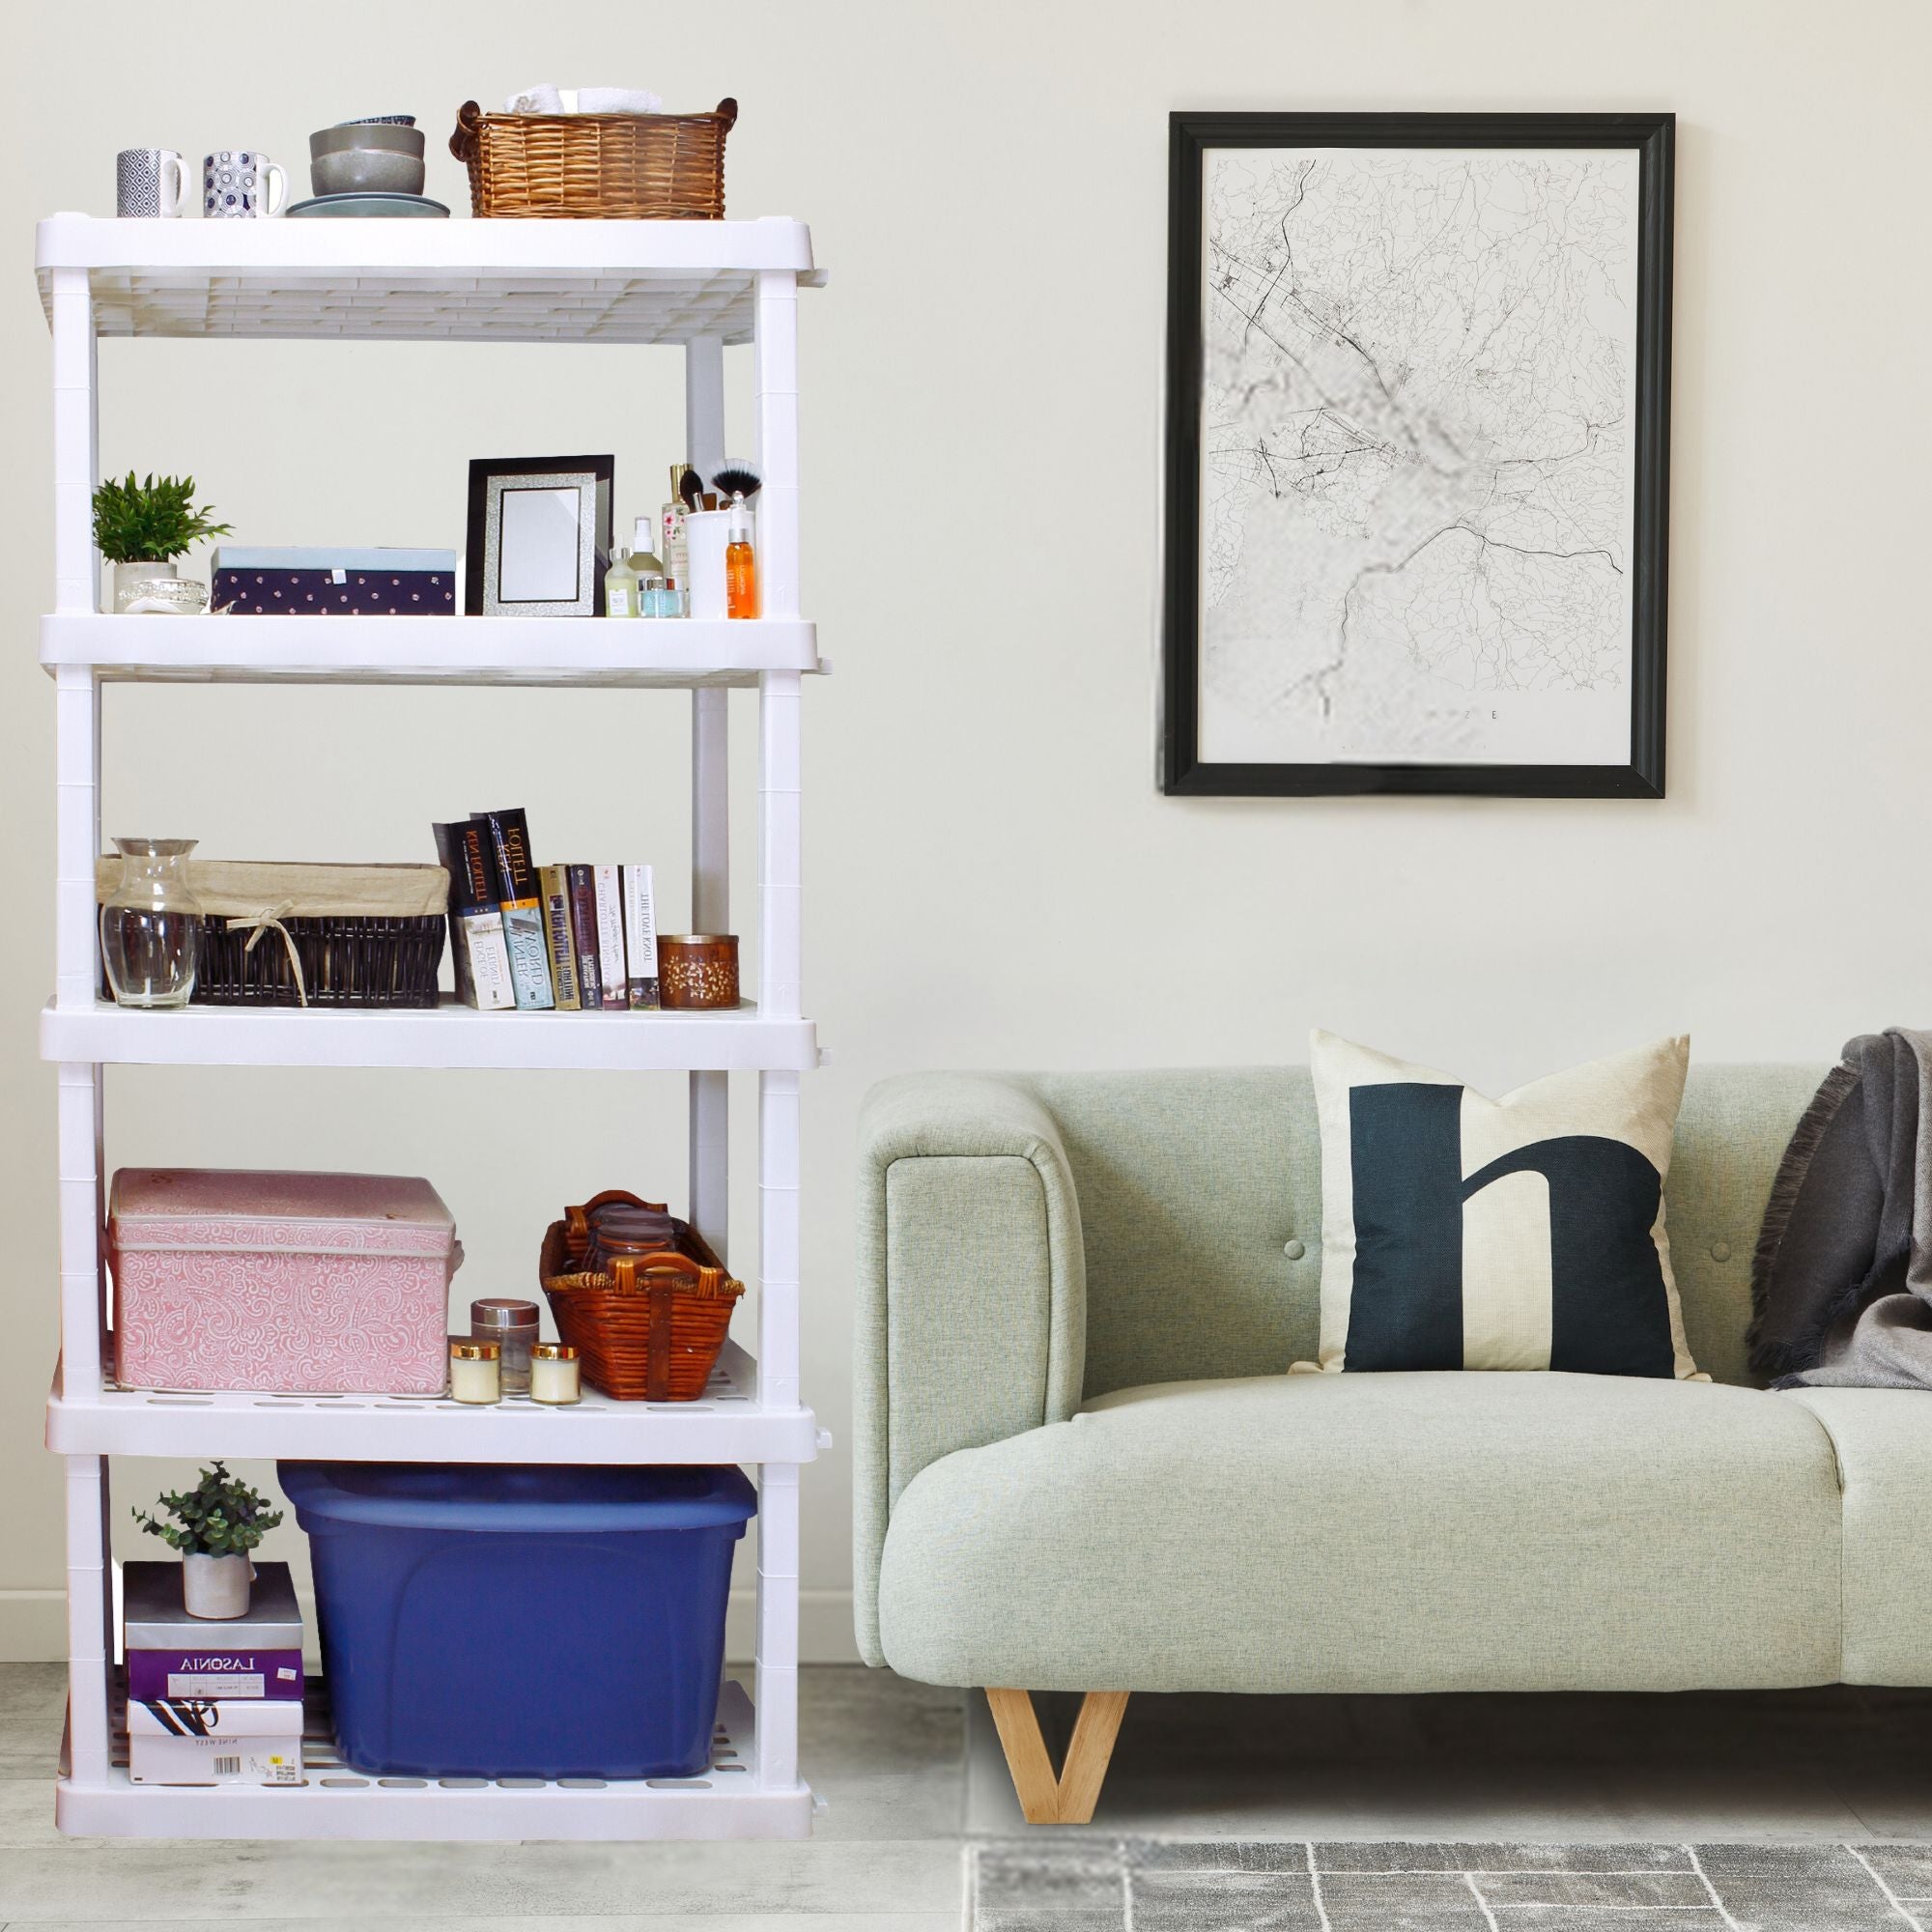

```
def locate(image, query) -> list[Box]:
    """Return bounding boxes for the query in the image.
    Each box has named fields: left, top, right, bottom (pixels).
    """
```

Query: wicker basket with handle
left=539, top=1213, right=744, bottom=1400
left=450, top=99, right=737, bottom=219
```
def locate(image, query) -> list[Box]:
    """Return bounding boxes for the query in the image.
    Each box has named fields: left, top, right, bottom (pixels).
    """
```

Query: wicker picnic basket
left=539, top=1195, right=744, bottom=1401
left=450, top=99, right=737, bottom=219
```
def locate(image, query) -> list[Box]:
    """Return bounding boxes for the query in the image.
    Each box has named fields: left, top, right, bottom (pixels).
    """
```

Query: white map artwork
left=1198, top=147, right=1640, bottom=767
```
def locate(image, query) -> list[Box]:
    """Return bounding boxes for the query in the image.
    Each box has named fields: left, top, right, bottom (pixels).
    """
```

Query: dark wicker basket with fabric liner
left=96, top=857, right=446, bottom=1009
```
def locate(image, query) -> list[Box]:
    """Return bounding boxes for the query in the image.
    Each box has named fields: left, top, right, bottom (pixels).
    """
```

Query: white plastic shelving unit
left=36, top=213, right=824, bottom=1841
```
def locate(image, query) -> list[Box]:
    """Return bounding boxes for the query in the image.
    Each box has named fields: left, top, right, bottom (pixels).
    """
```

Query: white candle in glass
left=449, top=1339, right=501, bottom=1404
left=530, top=1342, right=581, bottom=1405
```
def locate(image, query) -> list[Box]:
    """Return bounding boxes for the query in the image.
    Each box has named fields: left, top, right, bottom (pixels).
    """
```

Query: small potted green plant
left=90, top=471, right=232, bottom=611
left=133, top=1463, right=284, bottom=1619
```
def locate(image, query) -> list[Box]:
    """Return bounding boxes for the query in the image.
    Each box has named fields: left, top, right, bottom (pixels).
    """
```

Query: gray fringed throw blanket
left=1749, top=1029, right=1932, bottom=1389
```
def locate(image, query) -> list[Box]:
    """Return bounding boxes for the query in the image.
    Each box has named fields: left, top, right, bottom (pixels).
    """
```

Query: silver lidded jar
left=470, top=1297, right=541, bottom=1395
left=100, top=837, right=202, bottom=1009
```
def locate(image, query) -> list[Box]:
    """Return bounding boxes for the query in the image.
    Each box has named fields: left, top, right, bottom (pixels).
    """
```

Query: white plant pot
left=113, top=558, right=178, bottom=612
left=182, top=1552, right=252, bottom=1620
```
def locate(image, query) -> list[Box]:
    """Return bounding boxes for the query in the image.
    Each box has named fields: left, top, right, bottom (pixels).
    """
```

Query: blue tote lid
left=278, top=1462, right=755, bottom=1533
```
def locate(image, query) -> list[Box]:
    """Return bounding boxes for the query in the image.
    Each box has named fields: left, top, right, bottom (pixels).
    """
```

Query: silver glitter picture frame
left=465, top=455, right=614, bottom=617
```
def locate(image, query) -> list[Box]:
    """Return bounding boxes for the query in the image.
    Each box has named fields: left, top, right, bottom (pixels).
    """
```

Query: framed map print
left=1161, top=112, right=1674, bottom=797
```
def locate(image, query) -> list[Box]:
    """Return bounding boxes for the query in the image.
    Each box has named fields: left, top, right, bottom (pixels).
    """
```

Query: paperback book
left=537, top=864, right=582, bottom=1011
left=593, top=865, right=629, bottom=1012
left=622, top=863, right=661, bottom=1009
left=435, top=820, right=515, bottom=1011
left=567, top=863, right=603, bottom=1012
left=482, top=808, right=555, bottom=1010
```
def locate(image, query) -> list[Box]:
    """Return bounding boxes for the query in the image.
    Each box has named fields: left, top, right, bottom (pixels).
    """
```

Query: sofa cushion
left=1783, top=1387, right=1932, bottom=1685
left=1310, top=1031, right=1698, bottom=1377
left=876, top=1371, right=1842, bottom=1692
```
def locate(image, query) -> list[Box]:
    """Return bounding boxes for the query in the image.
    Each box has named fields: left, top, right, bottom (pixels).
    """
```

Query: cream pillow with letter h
left=1303, top=1031, right=1704, bottom=1378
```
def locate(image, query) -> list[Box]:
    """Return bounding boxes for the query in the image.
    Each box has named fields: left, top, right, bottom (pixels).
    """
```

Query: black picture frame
left=465, top=455, right=615, bottom=618
left=1161, top=112, right=1674, bottom=798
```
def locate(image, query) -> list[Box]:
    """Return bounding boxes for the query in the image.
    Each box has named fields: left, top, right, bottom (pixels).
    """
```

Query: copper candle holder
left=658, top=934, right=740, bottom=1010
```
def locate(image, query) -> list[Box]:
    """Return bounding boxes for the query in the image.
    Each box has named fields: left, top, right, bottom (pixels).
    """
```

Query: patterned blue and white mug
left=203, top=150, right=289, bottom=218
left=117, top=149, right=187, bottom=218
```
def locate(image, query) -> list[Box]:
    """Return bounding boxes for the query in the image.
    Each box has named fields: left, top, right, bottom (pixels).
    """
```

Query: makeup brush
left=712, top=462, right=762, bottom=501
left=678, top=467, right=703, bottom=513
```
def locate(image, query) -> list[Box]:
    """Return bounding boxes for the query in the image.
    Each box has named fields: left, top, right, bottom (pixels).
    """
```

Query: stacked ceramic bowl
left=292, top=118, right=448, bottom=217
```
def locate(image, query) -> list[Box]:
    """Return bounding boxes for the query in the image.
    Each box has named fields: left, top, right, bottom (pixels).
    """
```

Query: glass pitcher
left=100, top=838, right=202, bottom=1009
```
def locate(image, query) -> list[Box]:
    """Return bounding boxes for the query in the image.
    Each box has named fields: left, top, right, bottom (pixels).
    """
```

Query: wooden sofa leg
left=985, top=1689, right=1130, bottom=1825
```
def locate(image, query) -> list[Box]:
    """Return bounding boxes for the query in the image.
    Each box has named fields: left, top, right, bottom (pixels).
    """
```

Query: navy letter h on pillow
left=1346, top=1083, right=1675, bottom=1377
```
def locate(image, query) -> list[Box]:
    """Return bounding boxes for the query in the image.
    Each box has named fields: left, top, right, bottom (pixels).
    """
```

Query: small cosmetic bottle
left=641, top=573, right=672, bottom=617
left=449, top=1339, right=501, bottom=1405
left=724, top=494, right=757, bottom=619
left=664, top=466, right=694, bottom=604
left=530, top=1341, right=582, bottom=1406
left=471, top=1297, right=540, bottom=1394
left=604, top=548, right=639, bottom=618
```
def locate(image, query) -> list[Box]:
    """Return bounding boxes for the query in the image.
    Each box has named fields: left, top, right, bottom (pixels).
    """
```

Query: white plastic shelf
left=60, top=1680, right=810, bottom=1841
left=42, top=613, right=824, bottom=688
left=37, top=214, right=822, bottom=346
left=41, top=998, right=820, bottom=1073
left=47, top=1340, right=818, bottom=1465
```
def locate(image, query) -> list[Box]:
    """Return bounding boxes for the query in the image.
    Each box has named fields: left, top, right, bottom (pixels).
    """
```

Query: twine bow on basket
left=226, top=901, right=307, bottom=1008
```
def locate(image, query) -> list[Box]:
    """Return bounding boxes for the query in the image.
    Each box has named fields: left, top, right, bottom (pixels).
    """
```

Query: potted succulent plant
left=133, top=1463, right=284, bottom=1619
left=90, top=471, right=232, bottom=611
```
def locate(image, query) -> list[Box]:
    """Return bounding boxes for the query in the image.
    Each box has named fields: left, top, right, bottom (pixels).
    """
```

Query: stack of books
left=124, top=1560, right=305, bottom=1786
left=432, top=809, right=663, bottom=1013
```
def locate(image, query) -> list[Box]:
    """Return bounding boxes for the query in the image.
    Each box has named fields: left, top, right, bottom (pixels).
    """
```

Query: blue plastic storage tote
left=278, top=1462, right=755, bottom=1779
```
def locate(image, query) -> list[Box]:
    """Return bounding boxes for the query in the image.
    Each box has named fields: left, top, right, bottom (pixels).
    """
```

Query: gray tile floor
left=970, top=1839, right=1932, bottom=1930
left=4, top=1666, right=1932, bottom=1927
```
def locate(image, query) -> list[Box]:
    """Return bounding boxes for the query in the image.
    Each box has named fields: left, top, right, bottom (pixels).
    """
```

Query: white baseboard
left=0, top=1587, right=860, bottom=1666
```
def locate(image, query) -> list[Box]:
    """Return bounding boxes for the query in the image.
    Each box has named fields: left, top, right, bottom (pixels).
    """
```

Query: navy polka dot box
left=211, top=547, right=458, bottom=616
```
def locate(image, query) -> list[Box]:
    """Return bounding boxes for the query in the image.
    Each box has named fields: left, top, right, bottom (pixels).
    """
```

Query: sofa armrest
left=852, top=1072, right=1087, bottom=1666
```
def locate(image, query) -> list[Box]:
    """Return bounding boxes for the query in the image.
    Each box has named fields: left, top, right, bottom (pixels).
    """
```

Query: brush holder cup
left=683, top=510, right=731, bottom=620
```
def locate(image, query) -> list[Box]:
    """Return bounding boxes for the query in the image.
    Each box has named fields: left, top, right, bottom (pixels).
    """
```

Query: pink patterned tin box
left=109, top=1170, right=462, bottom=1395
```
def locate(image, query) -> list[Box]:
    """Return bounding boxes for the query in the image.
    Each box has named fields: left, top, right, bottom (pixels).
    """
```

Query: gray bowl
left=311, top=122, right=424, bottom=159
left=310, top=148, right=428, bottom=197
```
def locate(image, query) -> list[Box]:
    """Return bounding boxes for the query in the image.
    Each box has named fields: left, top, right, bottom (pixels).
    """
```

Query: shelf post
left=686, top=333, right=729, bottom=1260
left=56, top=1061, right=103, bottom=1397
left=753, top=270, right=800, bottom=620
left=754, top=1459, right=800, bottom=1794
left=54, top=668, right=101, bottom=1010
left=63, top=1458, right=111, bottom=1784
left=49, top=267, right=97, bottom=615
left=757, top=670, right=802, bottom=1027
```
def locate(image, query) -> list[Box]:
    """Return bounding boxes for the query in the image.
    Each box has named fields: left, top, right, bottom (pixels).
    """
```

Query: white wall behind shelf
left=8, top=0, right=1932, bottom=1662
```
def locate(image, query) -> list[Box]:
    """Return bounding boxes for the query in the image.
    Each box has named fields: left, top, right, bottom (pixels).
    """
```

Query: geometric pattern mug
left=117, top=148, right=187, bottom=218
left=204, top=150, right=289, bottom=217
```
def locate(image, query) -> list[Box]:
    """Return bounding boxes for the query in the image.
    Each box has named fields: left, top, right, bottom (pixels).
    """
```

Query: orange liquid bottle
left=724, top=493, right=758, bottom=619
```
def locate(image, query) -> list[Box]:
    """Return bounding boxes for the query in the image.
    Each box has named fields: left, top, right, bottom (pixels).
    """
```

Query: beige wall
left=3, top=0, right=1928, bottom=1660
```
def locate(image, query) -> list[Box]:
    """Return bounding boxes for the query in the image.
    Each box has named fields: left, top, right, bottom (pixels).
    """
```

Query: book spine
left=566, top=864, right=602, bottom=1012
left=592, top=866, right=628, bottom=1011
left=431, top=821, right=474, bottom=1009
left=537, top=865, right=581, bottom=1011
left=452, top=818, right=516, bottom=1010
left=483, top=808, right=554, bottom=1011
left=622, top=864, right=661, bottom=1009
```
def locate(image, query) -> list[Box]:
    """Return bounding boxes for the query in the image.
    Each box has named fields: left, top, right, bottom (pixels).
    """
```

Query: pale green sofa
left=854, top=1065, right=1932, bottom=1822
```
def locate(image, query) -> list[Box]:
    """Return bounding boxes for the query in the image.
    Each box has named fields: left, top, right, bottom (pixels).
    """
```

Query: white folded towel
left=502, top=82, right=665, bottom=116
left=574, top=86, right=665, bottom=115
